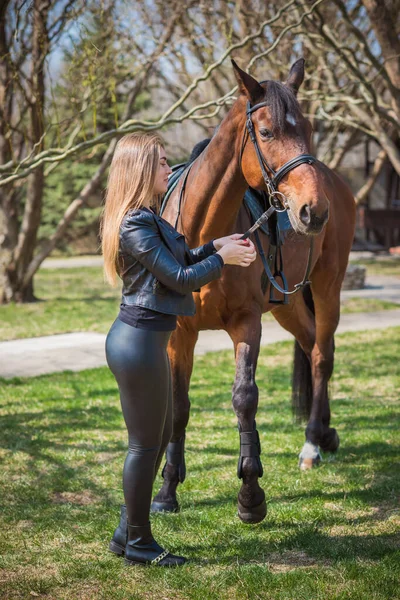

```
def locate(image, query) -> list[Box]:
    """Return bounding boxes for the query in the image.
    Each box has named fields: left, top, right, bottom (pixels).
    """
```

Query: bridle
left=240, top=96, right=318, bottom=301
left=241, top=98, right=317, bottom=211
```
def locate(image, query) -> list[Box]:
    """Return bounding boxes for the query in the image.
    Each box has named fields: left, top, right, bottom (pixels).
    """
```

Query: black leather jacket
left=119, top=207, right=224, bottom=316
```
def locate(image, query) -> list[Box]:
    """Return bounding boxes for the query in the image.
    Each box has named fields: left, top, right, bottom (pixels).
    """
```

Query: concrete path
left=41, top=256, right=103, bottom=269
left=1, top=309, right=400, bottom=379
left=341, top=274, right=400, bottom=305
left=1, top=257, right=397, bottom=379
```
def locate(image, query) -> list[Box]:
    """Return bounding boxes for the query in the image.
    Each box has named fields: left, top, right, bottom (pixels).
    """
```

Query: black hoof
left=237, top=497, right=267, bottom=524
left=150, top=500, right=180, bottom=514
left=320, top=429, right=340, bottom=453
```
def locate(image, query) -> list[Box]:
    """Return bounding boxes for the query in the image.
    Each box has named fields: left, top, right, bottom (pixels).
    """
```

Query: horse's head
left=232, top=58, right=329, bottom=236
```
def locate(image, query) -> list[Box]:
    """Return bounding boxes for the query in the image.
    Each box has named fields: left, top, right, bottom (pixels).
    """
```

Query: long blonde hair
left=100, top=132, right=165, bottom=286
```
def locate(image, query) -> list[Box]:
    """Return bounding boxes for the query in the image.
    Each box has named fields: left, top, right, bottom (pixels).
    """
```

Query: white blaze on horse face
left=286, top=114, right=296, bottom=126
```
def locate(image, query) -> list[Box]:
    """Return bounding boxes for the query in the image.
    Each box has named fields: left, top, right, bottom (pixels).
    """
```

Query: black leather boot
left=109, top=504, right=127, bottom=556
left=125, top=523, right=186, bottom=567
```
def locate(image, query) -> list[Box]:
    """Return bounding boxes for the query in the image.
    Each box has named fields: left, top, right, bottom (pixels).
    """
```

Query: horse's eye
left=259, top=128, right=273, bottom=139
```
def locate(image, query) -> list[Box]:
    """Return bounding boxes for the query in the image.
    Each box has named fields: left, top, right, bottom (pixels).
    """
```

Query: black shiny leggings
left=105, top=318, right=173, bottom=526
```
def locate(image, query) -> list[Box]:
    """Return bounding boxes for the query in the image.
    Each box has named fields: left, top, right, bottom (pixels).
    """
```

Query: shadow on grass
left=0, top=402, right=127, bottom=520
left=185, top=530, right=400, bottom=566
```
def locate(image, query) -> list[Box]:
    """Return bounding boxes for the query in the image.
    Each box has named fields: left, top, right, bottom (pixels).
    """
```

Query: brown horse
left=151, top=58, right=356, bottom=524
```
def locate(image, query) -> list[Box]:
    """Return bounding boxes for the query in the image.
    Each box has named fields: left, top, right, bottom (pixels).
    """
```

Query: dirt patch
left=266, top=550, right=331, bottom=572
left=0, top=564, right=61, bottom=584
left=324, top=502, right=342, bottom=511
left=95, top=452, right=117, bottom=464
left=51, top=491, right=98, bottom=505
left=15, top=519, right=34, bottom=529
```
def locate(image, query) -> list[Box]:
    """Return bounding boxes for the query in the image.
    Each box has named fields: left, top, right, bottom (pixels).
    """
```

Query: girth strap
left=237, top=421, right=263, bottom=479
left=162, top=435, right=186, bottom=483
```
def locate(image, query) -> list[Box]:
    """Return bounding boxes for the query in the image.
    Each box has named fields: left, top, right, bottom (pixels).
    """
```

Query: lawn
left=349, top=256, right=400, bottom=278
left=0, top=266, right=399, bottom=341
left=0, top=267, right=121, bottom=341
left=0, top=327, right=399, bottom=599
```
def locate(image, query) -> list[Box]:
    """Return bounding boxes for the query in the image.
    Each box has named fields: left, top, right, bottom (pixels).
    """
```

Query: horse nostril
left=321, top=209, right=329, bottom=224
left=299, top=204, right=311, bottom=226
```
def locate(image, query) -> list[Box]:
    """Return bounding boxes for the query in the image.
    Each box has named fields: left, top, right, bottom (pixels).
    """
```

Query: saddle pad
left=244, top=188, right=292, bottom=242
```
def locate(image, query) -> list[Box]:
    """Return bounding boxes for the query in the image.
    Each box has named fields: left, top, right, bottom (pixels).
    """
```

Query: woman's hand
left=213, top=233, right=247, bottom=251
left=217, top=237, right=257, bottom=267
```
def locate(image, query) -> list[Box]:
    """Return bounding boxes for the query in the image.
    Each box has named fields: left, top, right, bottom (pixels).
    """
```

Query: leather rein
left=240, top=99, right=317, bottom=299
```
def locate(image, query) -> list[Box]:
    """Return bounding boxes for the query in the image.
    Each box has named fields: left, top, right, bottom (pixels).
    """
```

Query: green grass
left=0, top=267, right=121, bottom=341
left=0, top=328, right=399, bottom=599
left=350, top=257, right=400, bottom=278
left=1, top=267, right=399, bottom=342
left=340, top=297, right=400, bottom=313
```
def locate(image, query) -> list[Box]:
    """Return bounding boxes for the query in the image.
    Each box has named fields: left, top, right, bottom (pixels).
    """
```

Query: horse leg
left=304, top=278, right=341, bottom=463
left=270, top=289, right=323, bottom=469
left=275, top=281, right=340, bottom=470
left=227, top=309, right=267, bottom=524
left=151, top=324, right=198, bottom=513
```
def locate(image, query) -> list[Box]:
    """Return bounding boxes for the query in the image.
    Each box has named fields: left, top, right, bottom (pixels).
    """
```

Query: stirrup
left=151, top=549, right=170, bottom=565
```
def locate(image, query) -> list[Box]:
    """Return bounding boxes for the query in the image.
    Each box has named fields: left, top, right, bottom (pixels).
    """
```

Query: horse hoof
left=237, top=498, right=267, bottom=524
left=150, top=500, right=180, bottom=513
left=320, top=429, right=340, bottom=453
left=299, top=455, right=321, bottom=470
left=298, top=441, right=322, bottom=470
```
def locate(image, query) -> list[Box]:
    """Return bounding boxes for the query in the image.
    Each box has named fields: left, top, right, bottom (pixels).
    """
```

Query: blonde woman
left=100, top=132, right=256, bottom=567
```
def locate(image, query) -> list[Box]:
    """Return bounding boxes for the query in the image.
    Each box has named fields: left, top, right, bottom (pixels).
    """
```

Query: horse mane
left=189, top=138, right=212, bottom=162
left=188, top=82, right=299, bottom=161
left=262, top=81, right=302, bottom=136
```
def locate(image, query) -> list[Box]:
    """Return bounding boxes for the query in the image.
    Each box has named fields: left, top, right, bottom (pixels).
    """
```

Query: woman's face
left=153, top=147, right=172, bottom=195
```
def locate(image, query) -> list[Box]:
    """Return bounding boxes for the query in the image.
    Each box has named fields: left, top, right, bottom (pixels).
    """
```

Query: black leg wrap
left=237, top=421, right=263, bottom=479
left=161, top=435, right=186, bottom=483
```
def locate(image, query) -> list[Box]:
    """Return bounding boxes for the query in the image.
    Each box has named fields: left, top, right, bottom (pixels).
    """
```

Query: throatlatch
left=162, top=435, right=186, bottom=483
left=237, top=421, right=263, bottom=479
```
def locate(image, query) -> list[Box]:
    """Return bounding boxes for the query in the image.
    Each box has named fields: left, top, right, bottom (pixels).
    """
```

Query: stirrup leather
left=151, top=549, right=170, bottom=565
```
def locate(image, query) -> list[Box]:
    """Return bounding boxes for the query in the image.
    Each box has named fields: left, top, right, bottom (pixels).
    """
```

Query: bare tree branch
left=355, top=148, right=387, bottom=205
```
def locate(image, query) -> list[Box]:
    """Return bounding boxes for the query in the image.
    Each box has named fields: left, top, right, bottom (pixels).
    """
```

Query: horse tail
left=291, top=284, right=314, bottom=422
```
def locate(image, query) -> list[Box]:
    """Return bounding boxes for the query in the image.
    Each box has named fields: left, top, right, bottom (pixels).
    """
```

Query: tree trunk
left=0, top=0, right=17, bottom=304
left=0, top=203, right=15, bottom=303
left=362, top=0, right=400, bottom=115
left=7, top=0, right=49, bottom=303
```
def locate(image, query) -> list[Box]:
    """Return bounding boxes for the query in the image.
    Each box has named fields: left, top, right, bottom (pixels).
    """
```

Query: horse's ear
left=231, top=58, right=264, bottom=104
left=286, top=58, right=305, bottom=95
